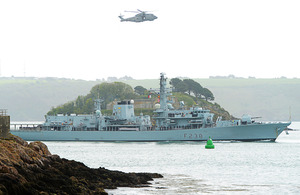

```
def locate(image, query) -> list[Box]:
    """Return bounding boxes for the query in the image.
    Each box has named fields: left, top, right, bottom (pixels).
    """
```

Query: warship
left=11, top=73, right=291, bottom=141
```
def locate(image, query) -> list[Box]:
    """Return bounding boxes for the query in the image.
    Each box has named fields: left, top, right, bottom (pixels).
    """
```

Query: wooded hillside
left=0, top=77, right=299, bottom=121
left=46, top=80, right=232, bottom=121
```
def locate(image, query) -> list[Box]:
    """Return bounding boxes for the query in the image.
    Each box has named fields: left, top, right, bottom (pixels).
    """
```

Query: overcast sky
left=0, top=0, right=299, bottom=80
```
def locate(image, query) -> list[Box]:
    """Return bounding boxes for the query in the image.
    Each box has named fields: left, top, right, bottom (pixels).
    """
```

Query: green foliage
left=183, top=79, right=198, bottom=95
left=176, top=80, right=189, bottom=93
left=202, top=88, right=215, bottom=101
left=89, top=82, right=136, bottom=108
left=169, top=78, right=214, bottom=101
left=169, top=78, right=182, bottom=91
left=134, top=86, right=147, bottom=95
left=47, top=82, right=136, bottom=115
left=173, top=92, right=196, bottom=107
left=46, top=78, right=220, bottom=117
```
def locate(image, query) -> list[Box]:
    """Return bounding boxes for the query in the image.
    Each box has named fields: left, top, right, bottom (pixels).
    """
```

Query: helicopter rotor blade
left=137, top=9, right=156, bottom=13
left=124, top=9, right=151, bottom=13
left=124, top=10, right=140, bottom=13
left=252, top=116, right=262, bottom=119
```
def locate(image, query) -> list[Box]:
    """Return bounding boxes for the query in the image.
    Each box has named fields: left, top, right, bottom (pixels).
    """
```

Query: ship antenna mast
left=159, top=72, right=168, bottom=110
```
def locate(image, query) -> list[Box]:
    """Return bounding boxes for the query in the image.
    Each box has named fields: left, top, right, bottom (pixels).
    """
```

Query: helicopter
left=119, top=9, right=157, bottom=23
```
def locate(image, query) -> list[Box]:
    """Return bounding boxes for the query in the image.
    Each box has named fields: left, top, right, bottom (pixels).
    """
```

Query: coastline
left=0, top=134, right=162, bottom=194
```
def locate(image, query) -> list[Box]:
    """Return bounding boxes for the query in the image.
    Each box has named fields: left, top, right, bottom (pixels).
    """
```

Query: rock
left=11, top=133, right=28, bottom=146
left=0, top=135, right=163, bottom=194
left=28, top=141, right=52, bottom=156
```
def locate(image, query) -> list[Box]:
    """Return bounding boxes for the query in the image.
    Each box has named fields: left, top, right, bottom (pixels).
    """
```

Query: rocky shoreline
left=0, top=134, right=162, bottom=194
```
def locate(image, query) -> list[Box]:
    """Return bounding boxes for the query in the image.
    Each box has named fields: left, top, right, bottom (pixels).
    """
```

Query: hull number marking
left=184, top=133, right=203, bottom=139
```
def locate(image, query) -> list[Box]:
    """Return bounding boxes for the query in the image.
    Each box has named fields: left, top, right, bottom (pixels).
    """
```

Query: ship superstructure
left=43, top=99, right=152, bottom=132
left=153, top=73, right=214, bottom=130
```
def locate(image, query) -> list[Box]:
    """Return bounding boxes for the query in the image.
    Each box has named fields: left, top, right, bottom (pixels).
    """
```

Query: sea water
left=44, top=122, right=300, bottom=194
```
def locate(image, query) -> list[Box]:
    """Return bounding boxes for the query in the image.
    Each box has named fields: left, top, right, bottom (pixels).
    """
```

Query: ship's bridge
left=113, top=100, right=135, bottom=122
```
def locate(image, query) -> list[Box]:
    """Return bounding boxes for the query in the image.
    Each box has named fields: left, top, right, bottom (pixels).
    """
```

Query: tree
left=83, top=98, right=94, bottom=113
left=88, top=82, right=136, bottom=108
left=176, top=81, right=188, bottom=93
left=75, top=96, right=85, bottom=110
left=169, top=78, right=182, bottom=92
left=202, top=88, right=215, bottom=101
left=169, top=77, right=214, bottom=101
left=134, top=86, right=147, bottom=95
left=190, top=80, right=203, bottom=98
left=182, top=79, right=203, bottom=97
left=47, top=82, right=136, bottom=114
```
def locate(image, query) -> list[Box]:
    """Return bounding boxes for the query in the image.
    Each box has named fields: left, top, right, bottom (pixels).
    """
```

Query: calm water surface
left=44, top=123, right=300, bottom=194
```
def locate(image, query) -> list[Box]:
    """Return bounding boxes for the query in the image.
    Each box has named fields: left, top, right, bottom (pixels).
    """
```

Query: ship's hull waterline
left=11, top=122, right=290, bottom=142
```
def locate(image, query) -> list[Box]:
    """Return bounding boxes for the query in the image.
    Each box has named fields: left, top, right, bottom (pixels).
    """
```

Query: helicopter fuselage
left=119, top=13, right=157, bottom=23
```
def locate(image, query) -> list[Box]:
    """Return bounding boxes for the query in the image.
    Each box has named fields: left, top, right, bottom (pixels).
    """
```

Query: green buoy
left=205, top=136, right=215, bottom=149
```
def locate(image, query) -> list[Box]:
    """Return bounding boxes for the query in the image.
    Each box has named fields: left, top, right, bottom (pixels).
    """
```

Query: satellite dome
left=155, top=104, right=160, bottom=109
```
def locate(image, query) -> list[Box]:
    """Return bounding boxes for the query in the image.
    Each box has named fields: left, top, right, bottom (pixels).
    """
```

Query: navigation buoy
left=205, top=137, right=215, bottom=149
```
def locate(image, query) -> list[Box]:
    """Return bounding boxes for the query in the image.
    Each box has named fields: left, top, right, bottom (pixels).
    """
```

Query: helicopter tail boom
left=118, top=13, right=126, bottom=22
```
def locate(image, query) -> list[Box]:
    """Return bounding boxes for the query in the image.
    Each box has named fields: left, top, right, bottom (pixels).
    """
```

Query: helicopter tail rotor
left=119, top=14, right=124, bottom=20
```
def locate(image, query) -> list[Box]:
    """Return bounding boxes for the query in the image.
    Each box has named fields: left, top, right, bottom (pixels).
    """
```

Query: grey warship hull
left=12, top=122, right=290, bottom=141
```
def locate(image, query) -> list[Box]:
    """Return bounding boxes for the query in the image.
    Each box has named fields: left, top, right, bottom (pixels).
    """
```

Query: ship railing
left=10, top=121, right=44, bottom=130
left=154, top=124, right=206, bottom=131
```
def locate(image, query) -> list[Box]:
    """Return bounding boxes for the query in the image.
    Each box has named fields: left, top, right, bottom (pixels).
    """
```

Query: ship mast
left=94, top=99, right=102, bottom=116
left=159, top=73, right=168, bottom=111
left=153, top=73, right=171, bottom=130
left=94, top=99, right=105, bottom=130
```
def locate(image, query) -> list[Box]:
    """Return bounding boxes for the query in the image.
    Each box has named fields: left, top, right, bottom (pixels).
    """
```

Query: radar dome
left=167, top=103, right=174, bottom=110
left=155, top=104, right=161, bottom=109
